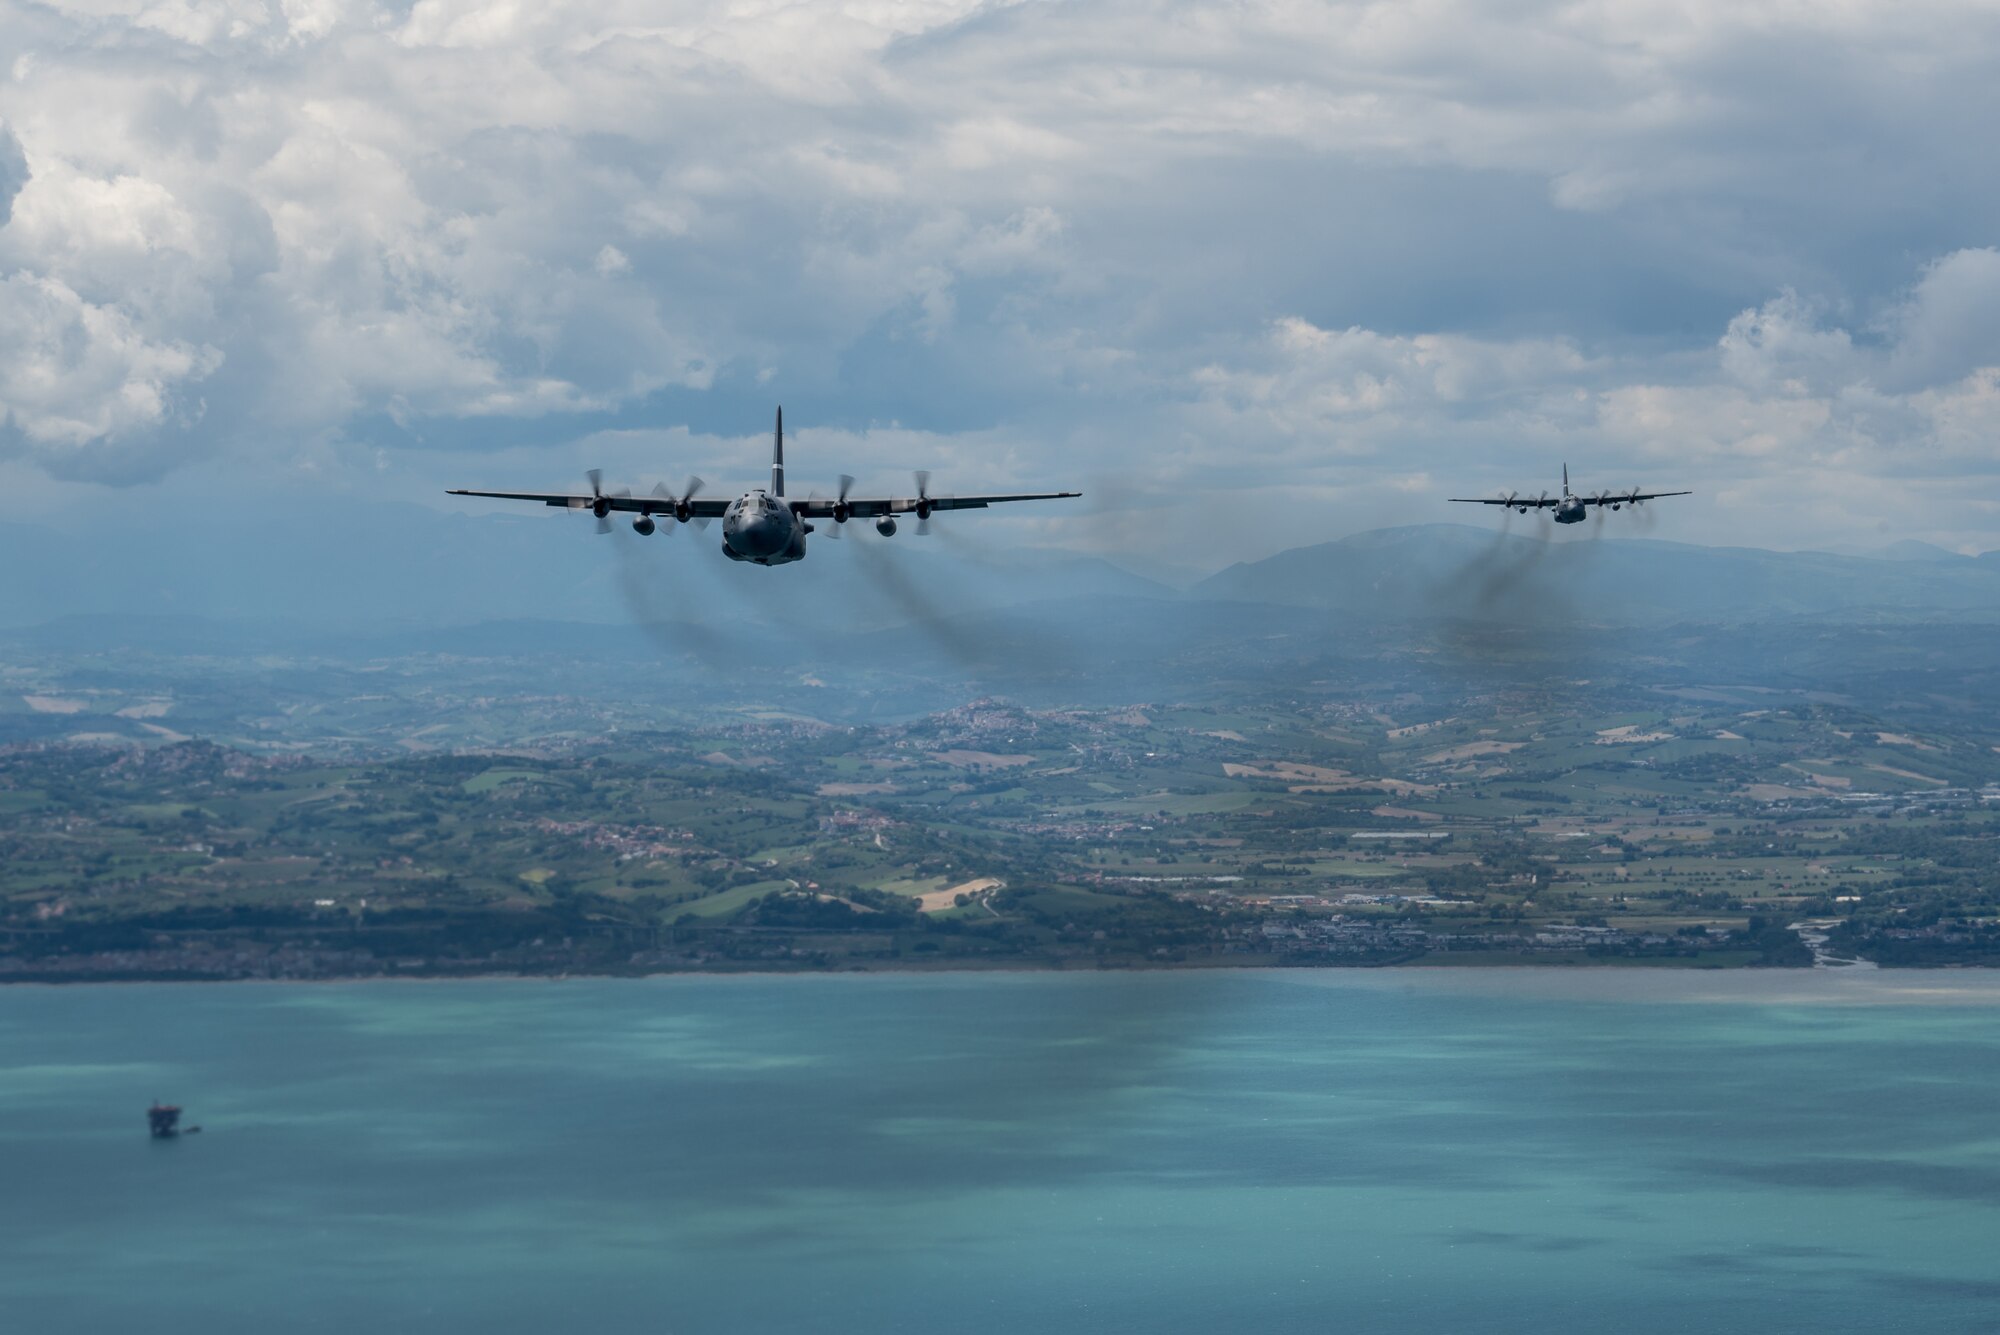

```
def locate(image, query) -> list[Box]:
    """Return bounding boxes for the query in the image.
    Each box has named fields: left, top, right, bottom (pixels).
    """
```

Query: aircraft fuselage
left=721, top=490, right=807, bottom=566
left=1554, top=497, right=1588, bottom=523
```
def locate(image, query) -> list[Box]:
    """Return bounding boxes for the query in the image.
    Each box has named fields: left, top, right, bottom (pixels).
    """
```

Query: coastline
left=0, top=954, right=1788, bottom=987
left=5, top=960, right=2000, bottom=1004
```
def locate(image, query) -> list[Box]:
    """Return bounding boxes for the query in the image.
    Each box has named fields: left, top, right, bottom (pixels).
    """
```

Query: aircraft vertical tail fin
left=772, top=406, right=785, bottom=497
left=1562, top=462, right=1568, bottom=492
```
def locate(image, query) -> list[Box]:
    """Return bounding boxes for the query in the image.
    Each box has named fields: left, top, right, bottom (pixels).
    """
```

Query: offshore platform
left=147, top=1102, right=200, bottom=1138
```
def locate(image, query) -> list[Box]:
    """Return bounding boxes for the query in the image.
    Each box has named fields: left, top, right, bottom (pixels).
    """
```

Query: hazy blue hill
left=1868, top=539, right=1973, bottom=563
left=1195, top=524, right=2000, bottom=624
left=8, top=514, right=1999, bottom=694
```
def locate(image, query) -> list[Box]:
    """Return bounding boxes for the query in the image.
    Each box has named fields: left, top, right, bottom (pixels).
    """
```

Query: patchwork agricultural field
left=5, top=647, right=1997, bottom=979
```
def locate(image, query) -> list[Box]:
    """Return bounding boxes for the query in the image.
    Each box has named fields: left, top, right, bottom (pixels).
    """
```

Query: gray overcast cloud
left=3, top=0, right=2000, bottom=564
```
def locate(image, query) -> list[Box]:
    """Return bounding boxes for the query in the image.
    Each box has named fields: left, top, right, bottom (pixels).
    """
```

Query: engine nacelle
left=593, top=498, right=612, bottom=519
left=633, top=515, right=656, bottom=536
left=876, top=517, right=898, bottom=537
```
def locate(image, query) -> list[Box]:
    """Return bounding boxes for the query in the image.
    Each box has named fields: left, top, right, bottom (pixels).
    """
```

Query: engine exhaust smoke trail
left=851, top=536, right=991, bottom=669
left=1462, top=512, right=1557, bottom=609
left=1423, top=511, right=1586, bottom=674
left=611, top=525, right=723, bottom=668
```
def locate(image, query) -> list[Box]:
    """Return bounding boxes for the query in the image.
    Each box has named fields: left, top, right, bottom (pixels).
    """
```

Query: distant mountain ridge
left=1861, top=539, right=1973, bottom=563
left=7, top=520, right=1999, bottom=718
left=3, top=510, right=1995, bottom=649
left=1196, top=525, right=2000, bottom=625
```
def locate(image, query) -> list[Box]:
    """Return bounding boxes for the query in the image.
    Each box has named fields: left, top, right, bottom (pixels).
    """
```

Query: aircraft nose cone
left=727, top=509, right=787, bottom=558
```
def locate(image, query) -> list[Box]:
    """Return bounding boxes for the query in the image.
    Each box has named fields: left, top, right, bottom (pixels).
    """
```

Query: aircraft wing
left=446, top=489, right=731, bottom=518
left=1449, top=495, right=1558, bottom=508
left=789, top=490, right=1081, bottom=519
left=1582, top=489, right=1691, bottom=507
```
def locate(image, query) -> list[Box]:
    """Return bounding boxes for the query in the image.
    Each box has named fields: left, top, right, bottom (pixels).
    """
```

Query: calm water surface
left=3, top=969, right=1998, bottom=1333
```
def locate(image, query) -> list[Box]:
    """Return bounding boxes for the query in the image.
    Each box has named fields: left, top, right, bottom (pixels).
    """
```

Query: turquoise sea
left=3, top=969, right=1998, bottom=1333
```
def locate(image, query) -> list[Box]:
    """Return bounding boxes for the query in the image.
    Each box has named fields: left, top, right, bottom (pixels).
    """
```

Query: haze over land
left=3, top=499, right=1997, bottom=634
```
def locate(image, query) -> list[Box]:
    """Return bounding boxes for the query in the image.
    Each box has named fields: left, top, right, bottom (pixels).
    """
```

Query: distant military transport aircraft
left=448, top=409, right=1081, bottom=567
left=1451, top=465, right=1690, bottom=524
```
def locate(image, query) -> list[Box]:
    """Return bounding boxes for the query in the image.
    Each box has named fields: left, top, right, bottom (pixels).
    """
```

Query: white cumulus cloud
left=0, top=0, right=1996, bottom=557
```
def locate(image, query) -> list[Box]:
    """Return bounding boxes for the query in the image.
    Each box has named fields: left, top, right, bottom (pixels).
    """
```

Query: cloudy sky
left=4, top=0, right=2000, bottom=569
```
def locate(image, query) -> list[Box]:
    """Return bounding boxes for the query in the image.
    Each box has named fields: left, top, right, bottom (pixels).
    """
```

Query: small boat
left=147, top=1102, right=195, bottom=1138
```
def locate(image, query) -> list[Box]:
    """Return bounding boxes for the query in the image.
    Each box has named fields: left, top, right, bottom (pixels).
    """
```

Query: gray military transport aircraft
left=448, top=409, right=1080, bottom=567
left=1451, top=465, right=1690, bottom=524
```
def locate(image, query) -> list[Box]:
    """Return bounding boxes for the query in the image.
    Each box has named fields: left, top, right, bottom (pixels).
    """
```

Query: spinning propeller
left=815, top=475, right=857, bottom=537
left=584, top=469, right=630, bottom=534
left=648, top=476, right=708, bottom=530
